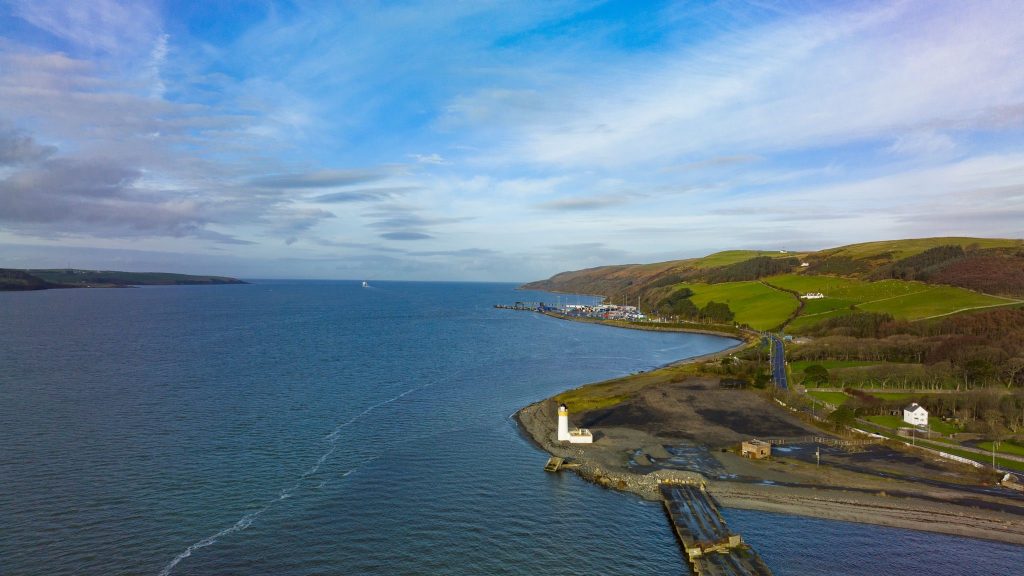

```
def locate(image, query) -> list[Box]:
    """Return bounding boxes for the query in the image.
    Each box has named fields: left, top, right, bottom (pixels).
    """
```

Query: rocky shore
left=516, top=393, right=1024, bottom=547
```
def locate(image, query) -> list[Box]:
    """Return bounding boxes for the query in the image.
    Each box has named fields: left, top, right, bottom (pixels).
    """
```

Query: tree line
left=793, top=308, right=1024, bottom=388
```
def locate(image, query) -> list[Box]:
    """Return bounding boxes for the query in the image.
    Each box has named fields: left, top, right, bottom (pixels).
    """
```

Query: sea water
left=1, top=281, right=1019, bottom=575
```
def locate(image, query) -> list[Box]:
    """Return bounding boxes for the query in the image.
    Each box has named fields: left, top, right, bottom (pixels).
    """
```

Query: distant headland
left=0, top=268, right=247, bottom=291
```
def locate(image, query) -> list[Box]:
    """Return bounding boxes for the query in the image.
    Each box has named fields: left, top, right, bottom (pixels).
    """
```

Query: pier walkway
left=660, top=483, right=772, bottom=576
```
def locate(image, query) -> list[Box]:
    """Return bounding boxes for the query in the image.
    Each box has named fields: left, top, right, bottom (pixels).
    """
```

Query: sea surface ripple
left=1, top=281, right=1020, bottom=575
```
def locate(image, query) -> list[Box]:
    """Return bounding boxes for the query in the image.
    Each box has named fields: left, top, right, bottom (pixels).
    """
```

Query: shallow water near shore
left=1, top=281, right=1019, bottom=575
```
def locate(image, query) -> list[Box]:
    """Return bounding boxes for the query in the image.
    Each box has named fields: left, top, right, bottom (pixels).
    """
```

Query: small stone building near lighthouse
left=557, top=403, right=593, bottom=444
left=741, top=439, right=771, bottom=459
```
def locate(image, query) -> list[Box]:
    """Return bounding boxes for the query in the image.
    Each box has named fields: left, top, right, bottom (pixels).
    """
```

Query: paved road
left=769, top=334, right=788, bottom=389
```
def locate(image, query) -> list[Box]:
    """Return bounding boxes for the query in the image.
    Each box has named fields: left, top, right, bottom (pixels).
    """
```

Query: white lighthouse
left=558, top=403, right=571, bottom=441
left=556, top=403, right=593, bottom=444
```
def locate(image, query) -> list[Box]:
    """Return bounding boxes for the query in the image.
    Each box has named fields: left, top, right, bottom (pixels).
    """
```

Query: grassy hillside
left=678, top=275, right=1015, bottom=332
left=814, top=237, right=1021, bottom=261
left=691, top=250, right=797, bottom=269
left=767, top=274, right=1016, bottom=330
left=523, top=236, right=1024, bottom=332
left=521, top=250, right=801, bottom=297
left=687, top=281, right=798, bottom=330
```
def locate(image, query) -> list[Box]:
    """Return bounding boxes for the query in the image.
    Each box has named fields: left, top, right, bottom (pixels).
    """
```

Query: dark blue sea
left=1, top=281, right=1020, bottom=575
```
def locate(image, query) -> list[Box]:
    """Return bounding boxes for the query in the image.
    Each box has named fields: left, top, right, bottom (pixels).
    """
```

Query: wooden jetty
left=660, top=483, right=772, bottom=576
left=544, top=456, right=564, bottom=472
left=542, top=456, right=579, bottom=472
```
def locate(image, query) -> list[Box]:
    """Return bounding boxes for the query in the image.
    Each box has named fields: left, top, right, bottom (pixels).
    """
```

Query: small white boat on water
left=362, top=281, right=369, bottom=288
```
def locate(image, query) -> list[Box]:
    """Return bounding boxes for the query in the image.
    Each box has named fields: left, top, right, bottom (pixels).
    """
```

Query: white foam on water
left=157, top=454, right=378, bottom=576
left=155, top=384, right=425, bottom=576
left=157, top=507, right=266, bottom=576
left=325, top=384, right=426, bottom=442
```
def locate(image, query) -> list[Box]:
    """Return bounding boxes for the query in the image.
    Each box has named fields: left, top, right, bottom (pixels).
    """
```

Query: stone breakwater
left=518, top=400, right=776, bottom=576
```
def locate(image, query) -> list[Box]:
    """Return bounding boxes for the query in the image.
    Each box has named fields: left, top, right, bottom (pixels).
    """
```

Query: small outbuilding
left=741, top=439, right=771, bottom=459
left=903, top=403, right=928, bottom=427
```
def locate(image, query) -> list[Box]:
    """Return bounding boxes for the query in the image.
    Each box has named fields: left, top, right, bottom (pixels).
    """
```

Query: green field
left=977, top=441, right=1024, bottom=458
left=865, top=413, right=959, bottom=435
left=857, top=285, right=1017, bottom=319
left=790, top=360, right=894, bottom=384
left=927, top=419, right=961, bottom=435
left=685, top=281, right=798, bottom=330
left=865, top=415, right=907, bottom=429
left=916, top=440, right=1024, bottom=472
left=766, top=274, right=1019, bottom=328
left=807, top=391, right=850, bottom=406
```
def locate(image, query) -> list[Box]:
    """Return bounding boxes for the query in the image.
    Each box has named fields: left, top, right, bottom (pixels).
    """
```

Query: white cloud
left=1, top=1, right=1023, bottom=281
left=11, top=0, right=161, bottom=55
left=410, top=153, right=447, bottom=165
left=147, top=33, right=169, bottom=98
left=449, top=1, right=1024, bottom=169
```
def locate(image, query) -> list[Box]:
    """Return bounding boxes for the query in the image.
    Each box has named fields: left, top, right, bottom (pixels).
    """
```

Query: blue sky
left=1, top=0, right=1023, bottom=281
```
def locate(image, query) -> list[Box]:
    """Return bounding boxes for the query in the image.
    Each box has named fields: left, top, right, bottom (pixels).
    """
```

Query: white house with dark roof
left=903, top=403, right=928, bottom=427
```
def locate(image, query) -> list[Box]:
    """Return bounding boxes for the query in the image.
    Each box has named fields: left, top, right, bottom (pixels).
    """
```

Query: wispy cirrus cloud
left=535, top=195, right=632, bottom=211
left=448, top=1, right=1024, bottom=170
left=381, top=231, right=433, bottom=241
left=312, top=186, right=419, bottom=203
left=9, top=0, right=162, bottom=55
left=247, top=169, right=390, bottom=190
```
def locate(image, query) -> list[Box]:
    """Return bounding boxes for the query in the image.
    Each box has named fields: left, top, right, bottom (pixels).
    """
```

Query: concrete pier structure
left=660, top=483, right=772, bottom=576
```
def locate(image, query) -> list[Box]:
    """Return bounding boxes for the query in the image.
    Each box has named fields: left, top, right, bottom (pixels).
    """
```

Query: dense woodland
left=793, top=309, right=1024, bottom=388
left=656, top=287, right=736, bottom=323
left=704, top=256, right=800, bottom=283
left=843, top=388, right=1024, bottom=435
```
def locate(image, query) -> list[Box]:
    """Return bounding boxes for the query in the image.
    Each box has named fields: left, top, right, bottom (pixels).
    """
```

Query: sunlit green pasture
left=686, top=281, right=798, bottom=330
left=767, top=274, right=1019, bottom=327
left=856, top=285, right=1016, bottom=319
